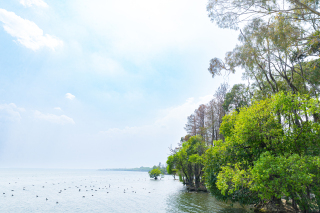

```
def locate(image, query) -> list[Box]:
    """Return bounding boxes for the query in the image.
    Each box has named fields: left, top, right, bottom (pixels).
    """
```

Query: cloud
left=98, top=94, right=214, bottom=163
left=20, top=0, right=48, bottom=7
left=54, top=107, right=62, bottom=110
left=65, top=93, right=75, bottom=100
left=90, top=53, right=125, bottom=76
left=101, top=126, right=141, bottom=135
left=0, top=9, right=62, bottom=50
left=70, top=0, right=236, bottom=65
left=34, top=110, right=75, bottom=125
left=155, top=94, right=212, bottom=128
left=0, top=103, right=25, bottom=121
left=99, top=94, right=213, bottom=136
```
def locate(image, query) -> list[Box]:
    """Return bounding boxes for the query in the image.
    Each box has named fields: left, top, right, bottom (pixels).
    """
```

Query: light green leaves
left=148, top=168, right=161, bottom=179
left=203, top=92, right=320, bottom=210
left=251, top=152, right=316, bottom=200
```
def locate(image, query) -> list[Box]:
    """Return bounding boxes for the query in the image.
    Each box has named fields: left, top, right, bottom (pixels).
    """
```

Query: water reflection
left=166, top=189, right=249, bottom=213
left=0, top=170, right=251, bottom=212
left=217, top=208, right=249, bottom=213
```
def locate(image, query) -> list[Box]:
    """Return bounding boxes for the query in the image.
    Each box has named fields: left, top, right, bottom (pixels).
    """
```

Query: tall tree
left=214, top=83, right=228, bottom=140
left=209, top=16, right=320, bottom=96
left=223, top=84, right=251, bottom=113
left=195, top=104, right=207, bottom=139
left=207, top=0, right=320, bottom=30
left=204, top=92, right=320, bottom=211
left=206, top=99, right=218, bottom=145
left=184, top=114, right=197, bottom=136
left=207, top=0, right=320, bottom=97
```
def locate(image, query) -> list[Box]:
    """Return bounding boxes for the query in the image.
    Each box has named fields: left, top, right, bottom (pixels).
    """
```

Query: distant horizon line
left=0, top=167, right=151, bottom=170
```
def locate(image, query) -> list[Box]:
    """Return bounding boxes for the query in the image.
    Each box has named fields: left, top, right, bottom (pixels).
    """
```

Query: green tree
left=207, top=0, right=320, bottom=98
left=167, top=136, right=207, bottom=190
left=223, top=84, right=251, bottom=113
left=166, top=155, right=178, bottom=180
left=149, top=168, right=161, bottom=180
left=207, top=0, right=320, bottom=30
left=209, top=16, right=320, bottom=97
left=204, top=92, right=320, bottom=211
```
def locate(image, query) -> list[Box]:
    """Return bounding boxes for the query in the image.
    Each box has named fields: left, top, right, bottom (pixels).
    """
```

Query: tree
left=166, top=155, right=178, bottom=180
left=204, top=92, right=320, bottom=211
left=195, top=104, right=207, bottom=139
left=168, top=136, right=207, bottom=190
left=213, top=83, right=228, bottom=140
left=185, top=105, right=207, bottom=138
left=205, top=99, right=218, bottom=145
left=184, top=83, right=228, bottom=146
left=149, top=168, right=161, bottom=180
left=209, top=16, right=320, bottom=97
left=207, top=0, right=320, bottom=30
left=223, top=84, right=250, bottom=113
left=184, top=114, right=198, bottom=136
left=207, top=0, right=320, bottom=98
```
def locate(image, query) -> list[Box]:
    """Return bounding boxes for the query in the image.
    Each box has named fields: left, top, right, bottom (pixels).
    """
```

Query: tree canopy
left=166, top=0, right=320, bottom=211
left=148, top=168, right=161, bottom=180
left=204, top=92, right=320, bottom=211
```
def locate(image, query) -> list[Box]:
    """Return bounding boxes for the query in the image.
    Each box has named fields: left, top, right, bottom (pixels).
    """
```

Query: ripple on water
left=166, top=190, right=249, bottom=213
left=0, top=169, right=249, bottom=213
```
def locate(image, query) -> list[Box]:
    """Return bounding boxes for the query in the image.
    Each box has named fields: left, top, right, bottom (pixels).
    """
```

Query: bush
left=148, top=168, right=161, bottom=180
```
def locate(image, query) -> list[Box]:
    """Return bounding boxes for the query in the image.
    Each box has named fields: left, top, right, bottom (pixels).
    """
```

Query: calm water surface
left=0, top=169, right=249, bottom=212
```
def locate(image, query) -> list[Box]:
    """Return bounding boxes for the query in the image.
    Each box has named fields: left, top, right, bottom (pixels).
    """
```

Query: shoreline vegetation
left=100, top=165, right=168, bottom=175
left=166, top=0, right=320, bottom=212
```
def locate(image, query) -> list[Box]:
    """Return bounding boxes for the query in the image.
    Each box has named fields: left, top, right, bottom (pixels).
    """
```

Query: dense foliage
left=170, top=92, right=320, bottom=211
left=204, top=92, right=320, bottom=211
left=167, top=0, right=320, bottom=211
left=148, top=168, right=161, bottom=180
left=166, top=136, right=207, bottom=190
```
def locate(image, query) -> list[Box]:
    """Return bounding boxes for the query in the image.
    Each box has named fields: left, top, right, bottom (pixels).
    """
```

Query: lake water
left=0, top=169, right=249, bottom=212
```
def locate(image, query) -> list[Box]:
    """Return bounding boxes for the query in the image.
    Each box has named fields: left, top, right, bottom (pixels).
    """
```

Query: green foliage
left=251, top=153, right=316, bottom=198
left=166, top=155, right=175, bottom=174
left=148, top=168, right=161, bottom=179
left=167, top=136, right=207, bottom=188
left=151, top=165, right=166, bottom=175
left=223, top=84, right=250, bottom=112
left=207, top=0, right=320, bottom=30
left=166, top=155, right=178, bottom=179
left=208, top=7, right=320, bottom=98
left=203, top=0, right=320, bottom=211
left=179, top=173, right=183, bottom=182
left=203, top=92, right=320, bottom=211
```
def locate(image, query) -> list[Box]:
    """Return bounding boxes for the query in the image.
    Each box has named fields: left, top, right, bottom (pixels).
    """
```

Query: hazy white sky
left=0, top=0, right=243, bottom=169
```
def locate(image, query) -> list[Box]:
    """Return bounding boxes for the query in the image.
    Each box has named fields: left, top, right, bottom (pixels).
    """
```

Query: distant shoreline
left=99, top=167, right=152, bottom=172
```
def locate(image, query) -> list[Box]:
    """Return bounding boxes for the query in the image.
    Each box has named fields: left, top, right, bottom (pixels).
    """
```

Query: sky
left=0, top=0, right=243, bottom=169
